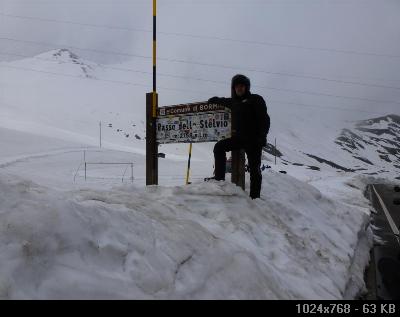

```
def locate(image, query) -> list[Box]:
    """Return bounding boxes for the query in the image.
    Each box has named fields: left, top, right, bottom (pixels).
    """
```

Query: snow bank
left=0, top=171, right=371, bottom=299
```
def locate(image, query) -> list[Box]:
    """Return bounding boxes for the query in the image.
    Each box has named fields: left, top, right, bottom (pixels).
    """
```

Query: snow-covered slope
left=0, top=170, right=371, bottom=300
left=263, top=113, right=400, bottom=181
left=0, top=126, right=84, bottom=162
left=0, top=126, right=374, bottom=299
left=0, top=49, right=148, bottom=154
left=2, top=49, right=398, bottom=175
left=335, top=115, right=400, bottom=178
left=0, top=50, right=394, bottom=299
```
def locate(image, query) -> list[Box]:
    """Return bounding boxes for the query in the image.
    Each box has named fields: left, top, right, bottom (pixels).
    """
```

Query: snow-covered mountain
left=335, top=115, right=400, bottom=178
left=50, top=48, right=96, bottom=78
left=2, top=49, right=399, bottom=176
left=0, top=49, right=149, bottom=153
left=266, top=114, right=399, bottom=179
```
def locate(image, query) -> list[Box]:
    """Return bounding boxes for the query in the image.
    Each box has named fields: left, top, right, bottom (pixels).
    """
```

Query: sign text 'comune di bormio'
left=156, top=102, right=231, bottom=144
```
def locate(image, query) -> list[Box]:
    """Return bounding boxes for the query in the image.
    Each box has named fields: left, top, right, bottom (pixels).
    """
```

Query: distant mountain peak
left=52, top=48, right=80, bottom=62
left=357, top=114, right=400, bottom=127
left=41, top=48, right=95, bottom=78
left=336, top=114, right=400, bottom=173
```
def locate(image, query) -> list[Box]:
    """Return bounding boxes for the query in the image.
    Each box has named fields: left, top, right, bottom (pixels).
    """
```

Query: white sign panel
left=156, top=110, right=231, bottom=144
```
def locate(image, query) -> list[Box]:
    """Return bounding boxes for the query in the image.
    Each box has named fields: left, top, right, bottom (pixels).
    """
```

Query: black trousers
left=214, top=137, right=263, bottom=199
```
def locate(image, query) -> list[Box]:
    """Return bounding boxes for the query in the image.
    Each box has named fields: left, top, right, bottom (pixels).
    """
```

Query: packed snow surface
left=0, top=166, right=371, bottom=299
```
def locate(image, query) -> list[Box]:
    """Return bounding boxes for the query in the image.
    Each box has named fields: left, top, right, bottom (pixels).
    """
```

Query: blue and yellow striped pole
left=152, top=0, right=157, bottom=118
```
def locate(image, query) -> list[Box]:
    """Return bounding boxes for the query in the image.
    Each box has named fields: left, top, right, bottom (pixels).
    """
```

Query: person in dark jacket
left=208, top=74, right=270, bottom=199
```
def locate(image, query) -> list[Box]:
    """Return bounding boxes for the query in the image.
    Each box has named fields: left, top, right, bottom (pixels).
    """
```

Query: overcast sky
left=1, top=0, right=400, bottom=118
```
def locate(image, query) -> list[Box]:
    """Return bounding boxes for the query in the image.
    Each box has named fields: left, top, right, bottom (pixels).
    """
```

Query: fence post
left=231, top=150, right=246, bottom=190
left=146, top=92, right=158, bottom=185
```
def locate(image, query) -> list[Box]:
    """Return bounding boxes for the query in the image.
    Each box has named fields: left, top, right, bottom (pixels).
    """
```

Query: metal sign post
left=146, top=92, right=159, bottom=185
left=146, top=0, right=158, bottom=186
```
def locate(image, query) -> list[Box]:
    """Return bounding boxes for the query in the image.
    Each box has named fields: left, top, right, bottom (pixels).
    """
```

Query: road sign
left=156, top=102, right=231, bottom=144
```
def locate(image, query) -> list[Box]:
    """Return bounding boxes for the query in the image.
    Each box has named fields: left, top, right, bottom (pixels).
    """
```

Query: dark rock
left=356, top=127, right=396, bottom=137
left=304, top=153, right=355, bottom=172
left=353, top=156, right=374, bottom=165
left=382, top=146, right=400, bottom=156
left=379, top=155, right=392, bottom=163
left=263, top=143, right=283, bottom=158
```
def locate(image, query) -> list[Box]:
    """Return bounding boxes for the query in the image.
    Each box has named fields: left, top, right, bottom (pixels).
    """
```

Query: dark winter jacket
left=208, top=75, right=270, bottom=146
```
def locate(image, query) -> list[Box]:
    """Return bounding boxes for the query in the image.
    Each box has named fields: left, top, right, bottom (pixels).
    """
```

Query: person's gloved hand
left=208, top=96, right=221, bottom=104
